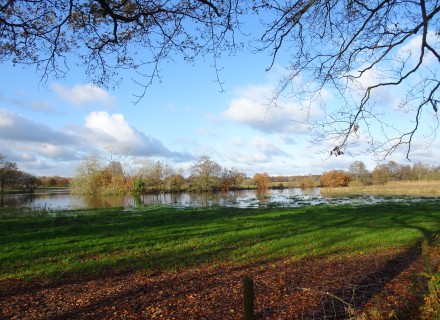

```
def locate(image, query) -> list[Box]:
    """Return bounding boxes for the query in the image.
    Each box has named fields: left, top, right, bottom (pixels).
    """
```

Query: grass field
left=1, top=200, right=439, bottom=281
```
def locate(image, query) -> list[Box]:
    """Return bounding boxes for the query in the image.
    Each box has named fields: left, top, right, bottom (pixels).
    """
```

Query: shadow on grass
left=0, top=243, right=432, bottom=320
left=2, top=202, right=440, bottom=279
left=1, top=201, right=440, bottom=318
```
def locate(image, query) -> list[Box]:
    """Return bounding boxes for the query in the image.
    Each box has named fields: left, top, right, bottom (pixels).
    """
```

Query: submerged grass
left=1, top=201, right=440, bottom=281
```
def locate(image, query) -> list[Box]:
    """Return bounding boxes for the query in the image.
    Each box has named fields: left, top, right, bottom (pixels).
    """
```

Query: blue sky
left=1, top=31, right=439, bottom=178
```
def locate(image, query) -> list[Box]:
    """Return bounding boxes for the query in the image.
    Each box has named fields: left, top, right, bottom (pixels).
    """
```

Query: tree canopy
left=1, top=0, right=439, bottom=158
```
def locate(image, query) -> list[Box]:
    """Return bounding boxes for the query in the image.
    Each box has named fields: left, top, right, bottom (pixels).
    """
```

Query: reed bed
left=321, top=180, right=440, bottom=197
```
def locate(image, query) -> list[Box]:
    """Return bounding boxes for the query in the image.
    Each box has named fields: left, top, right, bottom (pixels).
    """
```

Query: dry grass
left=321, top=180, right=440, bottom=197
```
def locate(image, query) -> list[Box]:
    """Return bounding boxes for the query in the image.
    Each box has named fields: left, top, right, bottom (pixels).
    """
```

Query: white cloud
left=226, top=152, right=270, bottom=165
left=83, top=111, right=191, bottom=160
left=0, top=113, right=14, bottom=127
left=0, top=109, right=192, bottom=176
left=197, top=127, right=219, bottom=138
left=29, top=100, right=55, bottom=113
left=396, top=31, right=439, bottom=67
left=347, top=31, right=440, bottom=111
left=51, top=83, right=116, bottom=107
left=250, top=136, right=289, bottom=157
left=85, top=112, right=142, bottom=146
left=0, top=108, right=74, bottom=144
left=223, top=83, right=323, bottom=134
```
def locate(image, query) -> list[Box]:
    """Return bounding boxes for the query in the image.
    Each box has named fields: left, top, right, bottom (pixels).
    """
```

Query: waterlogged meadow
left=1, top=200, right=439, bottom=281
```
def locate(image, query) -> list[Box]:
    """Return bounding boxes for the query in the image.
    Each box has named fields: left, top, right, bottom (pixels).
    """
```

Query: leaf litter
left=0, top=246, right=437, bottom=319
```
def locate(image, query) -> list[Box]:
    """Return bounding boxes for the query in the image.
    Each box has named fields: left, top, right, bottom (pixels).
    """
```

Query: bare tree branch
left=256, top=0, right=440, bottom=159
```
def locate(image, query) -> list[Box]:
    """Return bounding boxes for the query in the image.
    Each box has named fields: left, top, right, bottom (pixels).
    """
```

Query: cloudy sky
left=1, top=31, right=439, bottom=178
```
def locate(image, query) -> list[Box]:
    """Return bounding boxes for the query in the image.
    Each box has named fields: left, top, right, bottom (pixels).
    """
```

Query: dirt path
left=0, top=248, right=428, bottom=319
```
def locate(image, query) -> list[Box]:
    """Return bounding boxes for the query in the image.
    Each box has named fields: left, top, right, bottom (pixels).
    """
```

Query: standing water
left=0, top=188, right=414, bottom=210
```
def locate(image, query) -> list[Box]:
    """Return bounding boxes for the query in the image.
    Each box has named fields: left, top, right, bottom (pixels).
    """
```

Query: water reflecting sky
left=0, top=188, right=417, bottom=210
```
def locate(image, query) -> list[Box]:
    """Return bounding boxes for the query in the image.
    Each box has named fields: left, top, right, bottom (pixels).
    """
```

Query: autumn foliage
left=320, top=170, right=350, bottom=187
left=253, top=172, right=271, bottom=191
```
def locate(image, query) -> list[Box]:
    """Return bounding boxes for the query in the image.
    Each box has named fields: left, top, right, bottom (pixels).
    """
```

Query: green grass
left=1, top=201, right=440, bottom=281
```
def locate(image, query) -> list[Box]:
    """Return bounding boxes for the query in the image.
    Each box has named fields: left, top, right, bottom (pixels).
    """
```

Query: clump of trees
left=0, top=153, right=40, bottom=193
left=71, top=155, right=247, bottom=195
left=135, top=159, right=188, bottom=193
left=70, top=156, right=132, bottom=195
left=190, top=158, right=244, bottom=192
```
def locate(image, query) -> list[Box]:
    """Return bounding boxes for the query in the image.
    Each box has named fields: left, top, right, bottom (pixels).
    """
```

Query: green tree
left=133, top=176, right=144, bottom=194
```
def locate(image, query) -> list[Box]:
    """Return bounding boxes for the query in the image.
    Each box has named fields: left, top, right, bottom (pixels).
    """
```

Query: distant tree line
left=6, top=150, right=435, bottom=194
left=320, top=161, right=440, bottom=187
left=39, top=176, right=71, bottom=188
left=70, top=152, right=332, bottom=195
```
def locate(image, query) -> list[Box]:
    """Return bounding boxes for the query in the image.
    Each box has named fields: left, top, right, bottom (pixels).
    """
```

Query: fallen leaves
left=0, top=246, right=437, bottom=319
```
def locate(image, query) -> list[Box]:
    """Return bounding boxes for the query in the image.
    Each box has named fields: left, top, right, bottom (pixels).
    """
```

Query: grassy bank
left=1, top=201, right=440, bottom=281
left=322, top=180, right=440, bottom=197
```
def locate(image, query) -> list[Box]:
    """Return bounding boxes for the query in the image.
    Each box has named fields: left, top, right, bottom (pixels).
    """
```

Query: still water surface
left=0, top=188, right=409, bottom=210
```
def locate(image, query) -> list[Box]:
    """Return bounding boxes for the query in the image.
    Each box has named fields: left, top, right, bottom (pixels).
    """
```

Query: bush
left=133, top=177, right=144, bottom=193
left=320, top=170, right=350, bottom=187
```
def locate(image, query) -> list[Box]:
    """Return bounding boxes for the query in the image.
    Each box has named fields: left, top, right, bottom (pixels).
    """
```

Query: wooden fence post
left=243, top=276, right=255, bottom=320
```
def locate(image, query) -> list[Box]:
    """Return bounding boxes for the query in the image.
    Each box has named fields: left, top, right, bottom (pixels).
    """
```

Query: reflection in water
left=0, top=187, right=410, bottom=210
left=256, top=190, right=269, bottom=203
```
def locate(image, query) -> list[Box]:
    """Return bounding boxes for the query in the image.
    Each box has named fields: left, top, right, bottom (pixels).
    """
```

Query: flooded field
left=0, top=188, right=432, bottom=210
